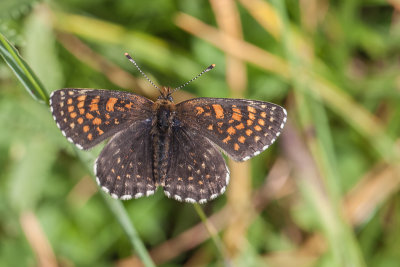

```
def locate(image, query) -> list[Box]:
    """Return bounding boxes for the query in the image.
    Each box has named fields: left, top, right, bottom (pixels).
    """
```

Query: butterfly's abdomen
left=151, top=101, right=176, bottom=186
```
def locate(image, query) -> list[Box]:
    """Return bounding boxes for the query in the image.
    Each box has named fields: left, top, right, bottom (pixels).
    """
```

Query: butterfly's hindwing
left=176, top=98, right=287, bottom=161
left=164, top=127, right=229, bottom=204
left=95, top=121, right=155, bottom=200
left=49, top=88, right=153, bottom=149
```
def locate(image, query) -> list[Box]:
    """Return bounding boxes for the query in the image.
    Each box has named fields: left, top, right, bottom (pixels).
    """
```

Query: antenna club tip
left=124, top=52, right=131, bottom=58
left=206, top=64, right=215, bottom=71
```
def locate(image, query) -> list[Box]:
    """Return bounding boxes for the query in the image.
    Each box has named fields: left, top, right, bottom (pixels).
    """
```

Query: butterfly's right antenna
left=173, top=64, right=215, bottom=93
left=124, top=53, right=160, bottom=91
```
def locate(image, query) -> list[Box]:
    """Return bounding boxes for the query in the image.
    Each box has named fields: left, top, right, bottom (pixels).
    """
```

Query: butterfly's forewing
left=95, top=121, right=156, bottom=199
left=50, top=89, right=153, bottom=149
left=176, top=98, right=287, bottom=161
left=164, top=127, right=229, bottom=203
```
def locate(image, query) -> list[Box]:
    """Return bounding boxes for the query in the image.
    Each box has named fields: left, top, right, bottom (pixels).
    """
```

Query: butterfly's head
left=158, top=87, right=174, bottom=102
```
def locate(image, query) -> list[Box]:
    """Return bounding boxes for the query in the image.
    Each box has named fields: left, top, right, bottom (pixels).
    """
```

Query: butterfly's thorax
left=151, top=98, right=177, bottom=186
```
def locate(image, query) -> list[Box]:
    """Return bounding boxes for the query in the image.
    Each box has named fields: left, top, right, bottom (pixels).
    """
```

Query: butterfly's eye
left=167, top=95, right=173, bottom=102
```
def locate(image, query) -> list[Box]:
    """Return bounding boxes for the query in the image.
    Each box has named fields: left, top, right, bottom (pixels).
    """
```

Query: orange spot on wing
left=249, top=113, right=256, bottom=120
left=207, top=124, right=213, bottom=130
left=258, top=119, right=265, bottom=126
left=96, top=127, right=104, bottom=135
left=261, top=112, right=267, bottom=118
left=238, top=136, right=246, bottom=143
left=246, top=129, right=253, bottom=136
left=92, top=118, right=102, bottom=125
left=86, top=113, right=94, bottom=119
left=70, top=112, right=77, bottom=118
left=212, top=104, right=224, bottom=119
left=196, top=106, right=204, bottom=115
left=248, top=106, right=256, bottom=113
left=235, top=123, right=245, bottom=130
left=255, top=136, right=261, bottom=142
left=217, top=122, right=223, bottom=127
left=232, top=112, right=242, bottom=121
left=105, top=114, right=110, bottom=119
left=88, top=97, right=100, bottom=111
left=67, top=98, right=72, bottom=104
left=232, top=107, right=241, bottom=114
left=227, top=126, right=236, bottom=135
left=87, top=133, right=93, bottom=140
left=91, top=97, right=100, bottom=104
left=68, top=106, right=74, bottom=112
left=89, top=103, right=98, bottom=111
left=79, top=108, right=85, bottom=114
left=254, top=125, right=262, bottom=131
left=106, top=97, right=118, bottom=112
left=77, top=95, right=86, bottom=101
left=83, top=125, right=89, bottom=132
left=247, top=120, right=253, bottom=126
left=77, top=101, right=85, bottom=108
left=125, top=102, right=134, bottom=109
left=234, top=143, right=240, bottom=151
left=77, top=117, right=84, bottom=124
left=223, top=136, right=231, bottom=144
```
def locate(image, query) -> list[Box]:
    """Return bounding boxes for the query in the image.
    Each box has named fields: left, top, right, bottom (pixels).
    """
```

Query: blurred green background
left=1, top=0, right=400, bottom=266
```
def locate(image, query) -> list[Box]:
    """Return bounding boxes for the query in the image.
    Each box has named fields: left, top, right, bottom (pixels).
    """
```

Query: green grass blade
left=103, top=196, right=156, bottom=267
left=193, top=204, right=229, bottom=264
left=0, top=32, right=48, bottom=103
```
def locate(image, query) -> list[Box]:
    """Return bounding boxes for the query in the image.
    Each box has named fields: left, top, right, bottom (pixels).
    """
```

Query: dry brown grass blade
left=117, top=158, right=293, bottom=266
left=20, top=211, right=58, bottom=267
left=237, top=0, right=282, bottom=39
left=209, top=0, right=252, bottom=257
left=344, top=162, right=400, bottom=226
left=174, top=13, right=290, bottom=78
left=388, top=0, right=400, bottom=11
left=55, top=32, right=156, bottom=98
left=67, top=175, right=98, bottom=207
left=117, top=207, right=232, bottom=267
left=263, top=250, right=318, bottom=267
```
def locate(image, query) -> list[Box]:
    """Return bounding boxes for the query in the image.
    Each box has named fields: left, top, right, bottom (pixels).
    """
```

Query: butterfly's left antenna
left=173, top=64, right=215, bottom=93
left=124, top=53, right=160, bottom=91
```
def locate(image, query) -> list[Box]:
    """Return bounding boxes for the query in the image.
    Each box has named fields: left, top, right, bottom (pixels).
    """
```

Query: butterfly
left=49, top=53, right=287, bottom=204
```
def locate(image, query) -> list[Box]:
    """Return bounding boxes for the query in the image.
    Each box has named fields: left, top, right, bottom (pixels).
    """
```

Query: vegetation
left=1, top=0, right=399, bottom=266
